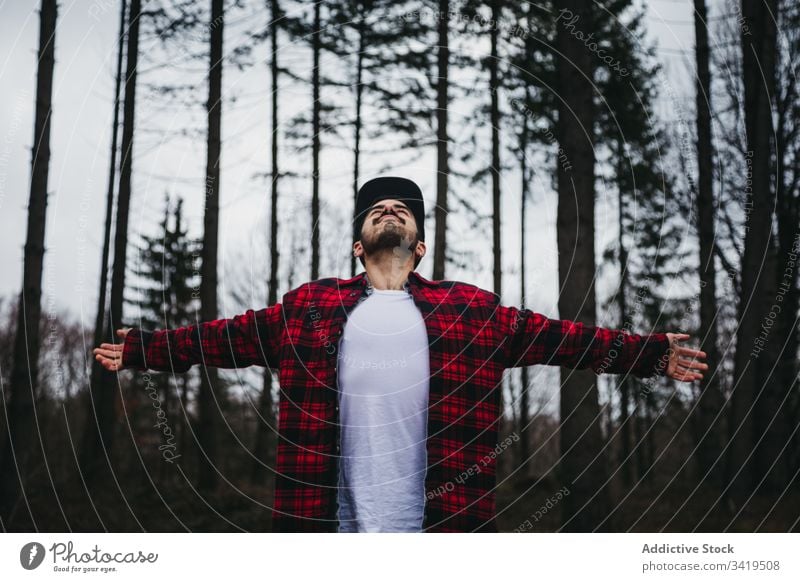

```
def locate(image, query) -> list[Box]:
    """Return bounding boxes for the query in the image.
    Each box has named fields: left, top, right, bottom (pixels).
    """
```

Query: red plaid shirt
left=122, top=270, right=670, bottom=532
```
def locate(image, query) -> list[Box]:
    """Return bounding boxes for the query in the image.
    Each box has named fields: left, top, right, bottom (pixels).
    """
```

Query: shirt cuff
left=122, top=328, right=153, bottom=371
left=631, top=332, right=671, bottom=378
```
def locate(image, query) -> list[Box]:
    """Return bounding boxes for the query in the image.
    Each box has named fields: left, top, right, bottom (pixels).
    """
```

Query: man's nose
left=379, top=209, right=402, bottom=220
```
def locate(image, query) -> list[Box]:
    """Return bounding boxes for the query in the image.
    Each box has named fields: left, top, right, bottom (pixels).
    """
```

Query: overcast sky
left=0, top=0, right=701, bottom=336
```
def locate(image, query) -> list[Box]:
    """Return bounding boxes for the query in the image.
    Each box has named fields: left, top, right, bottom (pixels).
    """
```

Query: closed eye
left=369, top=205, right=410, bottom=216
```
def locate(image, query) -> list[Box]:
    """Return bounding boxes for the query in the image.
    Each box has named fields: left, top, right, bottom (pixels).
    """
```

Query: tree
left=250, top=0, right=282, bottom=486
left=595, top=0, right=689, bottom=487
left=728, top=0, right=779, bottom=502
left=322, top=0, right=417, bottom=276
left=489, top=0, right=501, bottom=296
left=691, top=0, right=724, bottom=488
left=500, top=2, right=559, bottom=473
left=773, top=0, right=800, bottom=483
left=197, top=0, right=225, bottom=492
left=555, top=0, right=611, bottom=531
left=81, top=0, right=142, bottom=487
left=128, top=195, right=200, bottom=471
left=310, top=0, right=322, bottom=280
left=517, top=87, right=534, bottom=474
left=281, top=1, right=338, bottom=280
left=92, top=0, right=128, bottom=439
left=751, top=0, right=800, bottom=492
left=0, top=0, right=58, bottom=525
left=460, top=0, right=504, bottom=293
left=433, top=0, right=450, bottom=280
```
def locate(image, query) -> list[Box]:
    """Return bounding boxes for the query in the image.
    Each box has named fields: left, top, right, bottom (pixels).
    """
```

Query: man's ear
left=415, top=240, right=427, bottom=260
left=353, top=240, right=364, bottom=258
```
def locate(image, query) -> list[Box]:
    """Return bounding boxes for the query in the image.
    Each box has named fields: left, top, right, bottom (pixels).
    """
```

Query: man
left=94, top=176, right=707, bottom=533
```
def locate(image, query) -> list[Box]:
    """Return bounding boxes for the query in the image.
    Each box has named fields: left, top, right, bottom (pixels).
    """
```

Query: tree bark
left=614, top=147, right=634, bottom=488
left=433, top=0, right=449, bottom=280
left=311, top=1, right=321, bottom=280
left=490, top=0, right=501, bottom=296
left=197, top=0, right=225, bottom=492
left=773, top=23, right=800, bottom=483
left=0, top=0, right=58, bottom=525
left=692, top=0, right=725, bottom=488
left=92, top=0, right=127, bottom=381
left=728, top=0, right=778, bottom=502
left=519, top=107, right=530, bottom=475
left=251, top=0, right=281, bottom=486
left=80, top=0, right=141, bottom=487
left=555, top=0, right=611, bottom=531
left=761, top=2, right=800, bottom=491
left=351, top=13, right=365, bottom=277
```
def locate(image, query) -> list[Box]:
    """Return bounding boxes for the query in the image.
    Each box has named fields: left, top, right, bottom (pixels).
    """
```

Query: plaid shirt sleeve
left=496, top=305, right=671, bottom=378
left=121, top=304, right=284, bottom=373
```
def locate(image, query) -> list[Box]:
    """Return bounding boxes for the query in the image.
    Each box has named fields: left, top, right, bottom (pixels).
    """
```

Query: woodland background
left=0, top=0, right=798, bottom=532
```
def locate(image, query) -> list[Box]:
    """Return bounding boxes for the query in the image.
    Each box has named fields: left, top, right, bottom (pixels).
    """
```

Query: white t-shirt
left=336, top=288, right=430, bottom=532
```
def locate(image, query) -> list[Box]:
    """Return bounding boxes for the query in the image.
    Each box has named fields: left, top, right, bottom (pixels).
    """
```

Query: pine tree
left=554, top=0, right=611, bottom=532
left=0, top=0, right=58, bottom=525
left=773, top=0, right=800, bottom=483
left=323, top=0, right=424, bottom=275
left=128, top=195, right=201, bottom=474
left=753, top=0, right=800, bottom=492
left=729, top=0, right=779, bottom=503
left=691, top=0, right=725, bottom=489
left=594, top=1, right=691, bottom=486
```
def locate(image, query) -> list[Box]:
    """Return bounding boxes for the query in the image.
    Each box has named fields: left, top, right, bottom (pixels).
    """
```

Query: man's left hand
left=665, top=333, right=708, bottom=382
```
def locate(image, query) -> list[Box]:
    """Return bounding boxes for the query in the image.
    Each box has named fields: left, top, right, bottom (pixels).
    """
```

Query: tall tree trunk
left=310, top=1, right=321, bottom=280
left=614, top=148, right=634, bottom=488
left=0, top=0, right=58, bottom=525
left=762, top=3, right=800, bottom=491
left=643, top=392, right=656, bottom=477
left=634, top=387, right=647, bottom=481
left=351, top=16, right=365, bottom=277
left=774, top=35, right=800, bottom=483
left=197, top=0, right=225, bottom=492
left=251, top=0, right=281, bottom=486
left=88, top=0, right=127, bottom=480
left=433, top=0, right=449, bottom=281
left=728, top=0, right=778, bottom=503
left=93, top=0, right=126, bottom=375
left=519, top=111, right=530, bottom=476
left=753, top=240, right=785, bottom=490
left=692, top=0, right=725, bottom=488
left=80, top=0, right=141, bottom=486
left=555, top=0, right=611, bottom=531
left=490, top=0, right=501, bottom=296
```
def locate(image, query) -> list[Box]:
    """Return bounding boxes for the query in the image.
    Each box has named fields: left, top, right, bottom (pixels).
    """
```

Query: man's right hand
left=93, top=328, right=131, bottom=371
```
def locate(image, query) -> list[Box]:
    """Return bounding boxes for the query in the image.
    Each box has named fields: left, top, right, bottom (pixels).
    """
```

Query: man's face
left=357, top=198, right=421, bottom=263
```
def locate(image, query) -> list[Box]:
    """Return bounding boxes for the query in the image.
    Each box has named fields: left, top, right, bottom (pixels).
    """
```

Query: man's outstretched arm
left=496, top=305, right=707, bottom=381
left=93, top=304, right=284, bottom=373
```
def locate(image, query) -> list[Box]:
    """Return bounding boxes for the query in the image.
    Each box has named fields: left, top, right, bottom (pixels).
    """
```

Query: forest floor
left=4, top=470, right=798, bottom=532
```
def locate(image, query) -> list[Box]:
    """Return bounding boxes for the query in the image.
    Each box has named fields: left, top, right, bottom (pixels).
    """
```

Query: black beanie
left=353, top=177, right=425, bottom=243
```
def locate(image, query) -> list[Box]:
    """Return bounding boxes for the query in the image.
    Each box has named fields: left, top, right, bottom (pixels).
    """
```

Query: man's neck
left=363, top=259, right=413, bottom=290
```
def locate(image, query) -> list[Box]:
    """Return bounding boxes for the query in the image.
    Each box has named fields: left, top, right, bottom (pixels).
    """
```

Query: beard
left=361, top=222, right=417, bottom=262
